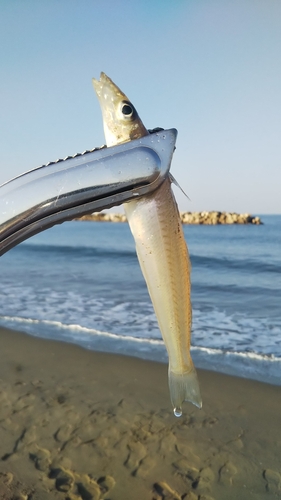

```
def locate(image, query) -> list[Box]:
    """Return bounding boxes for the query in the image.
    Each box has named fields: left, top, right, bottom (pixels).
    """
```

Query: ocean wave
left=191, top=345, right=281, bottom=386
left=0, top=314, right=164, bottom=345
left=191, top=254, right=281, bottom=274
left=18, top=242, right=281, bottom=275
left=0, top=313, right=280, bottom=386
left=1, top=313, right=280, bottom=361
left=0, top=287, right=280, bottom=354
left=18, top=243, right=136, bottom=260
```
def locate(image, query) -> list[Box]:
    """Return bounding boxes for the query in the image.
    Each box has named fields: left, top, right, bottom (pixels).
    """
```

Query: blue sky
left=0, top=0, right=280, bottom=213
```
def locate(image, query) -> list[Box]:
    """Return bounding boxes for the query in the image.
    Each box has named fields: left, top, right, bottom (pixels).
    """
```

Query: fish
left=92, top=72, right=202, bottom=416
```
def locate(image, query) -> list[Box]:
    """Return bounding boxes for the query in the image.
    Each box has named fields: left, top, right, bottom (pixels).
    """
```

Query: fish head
left=92, top=72, right=148, bottom=146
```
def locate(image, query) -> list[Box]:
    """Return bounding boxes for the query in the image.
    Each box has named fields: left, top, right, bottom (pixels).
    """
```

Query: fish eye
left=121, top=101, right=134, bottom=118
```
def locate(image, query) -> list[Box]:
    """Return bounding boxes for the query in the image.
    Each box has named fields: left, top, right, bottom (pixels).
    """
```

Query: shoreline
left=0, top=326, right=280, bottom=499
left=2, top=319, right=280, bottom=388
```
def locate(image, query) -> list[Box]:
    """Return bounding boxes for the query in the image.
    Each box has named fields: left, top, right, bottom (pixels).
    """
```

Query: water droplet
left=173, top=407, right=182, bottom=417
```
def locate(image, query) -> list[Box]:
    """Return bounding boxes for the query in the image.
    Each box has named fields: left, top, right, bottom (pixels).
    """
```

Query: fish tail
left=168, top=364, right=202, bottom=417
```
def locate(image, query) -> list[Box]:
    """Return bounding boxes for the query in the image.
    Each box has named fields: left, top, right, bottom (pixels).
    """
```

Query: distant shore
left=77, top=211, right=263, bottom=224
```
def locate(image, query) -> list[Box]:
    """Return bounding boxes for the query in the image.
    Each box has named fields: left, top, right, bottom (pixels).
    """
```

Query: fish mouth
left=92, top=74, right=102, bottom=98
left=92, top=72, right=126, bottom=101
left=92, top=72, right=110, bottom=97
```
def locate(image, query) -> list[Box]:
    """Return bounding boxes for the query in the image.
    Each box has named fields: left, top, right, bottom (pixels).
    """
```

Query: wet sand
left=0, top=326, right=280, bottom=500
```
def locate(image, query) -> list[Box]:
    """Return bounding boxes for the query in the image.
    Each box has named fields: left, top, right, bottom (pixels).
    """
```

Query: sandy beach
left=0, top=327, right=280, bottom=500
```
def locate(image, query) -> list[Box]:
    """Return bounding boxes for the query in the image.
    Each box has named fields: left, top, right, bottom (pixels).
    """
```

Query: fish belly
left=124, top=178, right=202, bottom=415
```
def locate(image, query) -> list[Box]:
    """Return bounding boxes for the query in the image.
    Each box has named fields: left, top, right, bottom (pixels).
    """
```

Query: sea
left=0, top=215, right=280, bottom=386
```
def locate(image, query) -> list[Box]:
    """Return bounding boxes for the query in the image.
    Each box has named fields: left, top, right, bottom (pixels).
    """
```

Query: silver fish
left=92, top=73, right=202, bottom=416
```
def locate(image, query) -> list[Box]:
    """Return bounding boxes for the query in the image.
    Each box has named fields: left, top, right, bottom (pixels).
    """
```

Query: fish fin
left=169, top=173, right=191, bottom=201
left=168, top=364, right=202, bottom=417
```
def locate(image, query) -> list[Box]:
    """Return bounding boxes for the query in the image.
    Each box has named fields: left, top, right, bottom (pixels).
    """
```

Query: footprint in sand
left=97, top=475, right=116, bottom=495
left=53, top=468, right=75, bottom=493
left=172, top=458, right=199, bottom=484
left=2, top=425, right=37, bottom=461
left=0, top=472, right=13, bottom=485
left=76, top=472, right=115, bottom=500
left=124, top=440, right=147, bottom=475
left=218, top=461, right=237, bottom=486
left=153, top=481, right=182, bottom=500
left=18, top=425, right=37, bottom=452
left=76, top=421, right=105, bottom=446
left=263, top=469, right=281, bottom=493
left=14, top=393, right=35, bottom=412
left=77, top=481, right=100, bottom=500
left=174, top=442, right=201, bottom=469
left=159, top=433, right=177, bottom=455
left=192, top=467, right=215, bottom=494
left=134, top=455, right=155, bottom=478
left=30, top=447, right=51, bottom=473
left=55, top=423, right=74, bottom=443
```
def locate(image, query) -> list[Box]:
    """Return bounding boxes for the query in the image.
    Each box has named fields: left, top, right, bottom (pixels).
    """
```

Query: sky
left=0, top=0, right=280, bottom=214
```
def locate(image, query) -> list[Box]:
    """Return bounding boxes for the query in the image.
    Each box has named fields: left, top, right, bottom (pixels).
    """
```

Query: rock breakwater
left=77, top=211, right=262, bottom=224
left=181, top=211, right=262, bottom=224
